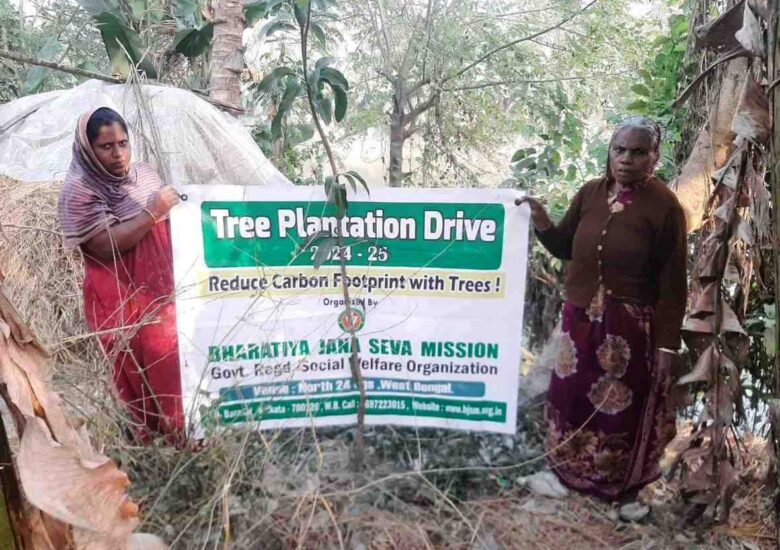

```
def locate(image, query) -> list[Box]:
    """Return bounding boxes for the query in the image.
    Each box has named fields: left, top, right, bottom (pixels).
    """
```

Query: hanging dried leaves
left=17, top=419, right=139, bottom=539
left=694, top=0, right=745, bottom=52
left=673, top=58, right=746, bottom=230
left=734, top=2, right=764, bottom=58
left=731, top=78, right=771, bottom=144
left=0, top=286, right=166, bottom=549
left=675, top=57, right=769, bottom=519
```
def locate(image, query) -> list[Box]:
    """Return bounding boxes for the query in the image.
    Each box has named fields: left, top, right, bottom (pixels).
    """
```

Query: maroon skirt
left=545, top=287, right=676, bottom=501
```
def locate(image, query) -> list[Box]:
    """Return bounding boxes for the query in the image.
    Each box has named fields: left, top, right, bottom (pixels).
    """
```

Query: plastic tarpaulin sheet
left=0, top=80, right=291, bottom=187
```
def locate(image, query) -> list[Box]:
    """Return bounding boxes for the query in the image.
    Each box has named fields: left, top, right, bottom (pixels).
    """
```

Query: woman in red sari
left=519, top=117, right=687, bottom=519
left=58, top=107, right=184, bottom=442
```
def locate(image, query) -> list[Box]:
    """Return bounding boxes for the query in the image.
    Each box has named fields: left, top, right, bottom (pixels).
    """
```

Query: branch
left=442, top=72, right=629, bottom=92
left=672, top=48, right=749, bottom=109
left=445, top=0, right=599, bottom=83
left=0, top=48, right=124, bottom=84
left=0, top=49, right=244, bottom=114
left=298, top=2, right=366, bottom=471
left=406, top=92, right=438, bottom=123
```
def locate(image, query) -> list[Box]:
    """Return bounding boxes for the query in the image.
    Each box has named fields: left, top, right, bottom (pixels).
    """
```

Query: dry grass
left=0, top=177, right=775, bottom=549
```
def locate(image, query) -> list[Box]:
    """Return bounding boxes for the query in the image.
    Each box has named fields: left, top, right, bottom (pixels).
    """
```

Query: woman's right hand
left=147, top=186, right=181, bottom=221
left=515, top=196, right=552, bottom=231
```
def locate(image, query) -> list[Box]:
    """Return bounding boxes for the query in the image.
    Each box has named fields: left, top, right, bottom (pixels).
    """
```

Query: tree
left=336, top=0, right=655, bottom=186
left=209, top=0, right=244, bottom=106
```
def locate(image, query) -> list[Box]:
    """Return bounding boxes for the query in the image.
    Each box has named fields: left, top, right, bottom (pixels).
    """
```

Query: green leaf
left=313, top=236, right=337, bottom=268
left=317, top=95, right=332, bottom=124
left=333, top=185, right=347, bottom=218
left=631, top=84, right=650, bottom=97
left=320, top=66, right=348, bottom=90
left=22, top=38, right=62, bottom=95
left=271, top=77, right=302, bottom=140
left=332, top=86, right=347, bottom=121
left=338, top=172, right=357, bottom=192
left=285, top=123, right=314, bottom=145
left=324, top=175, right=335, bottom=197
left=94, top=12, right=157, bottom=78
left=565, top=164, right=577, bottom=181
left=255, top=66, right=296, bottom=94
left=345, top=170, right=369, bottom=195
left=244, top=0, right=283, bottom=25
left=626, top=99, right=648, bottom=112
left=293, top=0, right=310, bottom=28
left=173, top=24, right=214, bottom=59
left=510, top=149, right=527, bottom=163
left=315, top=56, right=336, bottom=70
left=311, top=22, right=327, bottom=48
left=638, top=69, right=653, bottom=84
left=258, top=15, right=296, bottom=39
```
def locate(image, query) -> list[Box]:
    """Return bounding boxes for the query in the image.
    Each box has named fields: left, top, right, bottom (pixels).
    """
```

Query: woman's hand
left=147, top=186, right=181, bottom=221
left=515, top=196, right=553, bottom=231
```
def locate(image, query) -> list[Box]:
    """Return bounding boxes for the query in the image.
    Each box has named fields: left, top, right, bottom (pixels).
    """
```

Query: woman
left=519, top=117, right=686, bottom=515
left=58, top=107, right=184, bottom=442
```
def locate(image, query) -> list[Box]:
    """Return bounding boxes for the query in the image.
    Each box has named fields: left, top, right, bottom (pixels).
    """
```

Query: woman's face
left=608, top=127, right=658, bottom=186
left=91, top=122, right=131, bottom=177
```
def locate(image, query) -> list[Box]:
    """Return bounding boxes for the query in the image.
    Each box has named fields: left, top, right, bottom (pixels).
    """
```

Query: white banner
left=171, top=185, right=529, bottom=436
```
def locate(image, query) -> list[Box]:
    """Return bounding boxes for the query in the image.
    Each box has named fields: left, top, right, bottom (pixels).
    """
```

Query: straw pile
left=0, top=177, right=119, bottom=440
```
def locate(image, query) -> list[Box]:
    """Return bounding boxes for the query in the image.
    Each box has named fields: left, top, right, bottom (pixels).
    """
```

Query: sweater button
left=601, top=229, right=607, bottom=236
left=597, top=245, right=603, bottom=251
left=606, top=289, right=613, bottom=295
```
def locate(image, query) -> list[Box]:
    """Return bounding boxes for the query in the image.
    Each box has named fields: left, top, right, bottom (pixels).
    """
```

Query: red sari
left=82, top=221, right=184, bottom=441
left=59, top=110, right=184, bottom=442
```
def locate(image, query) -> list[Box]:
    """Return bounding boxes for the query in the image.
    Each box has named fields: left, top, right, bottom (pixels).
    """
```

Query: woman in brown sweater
left=520, top=117, right=687, bottom=517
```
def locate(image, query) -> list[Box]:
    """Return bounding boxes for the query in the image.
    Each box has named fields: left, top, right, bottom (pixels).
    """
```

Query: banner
left=171, top=185, right=529, bottom=436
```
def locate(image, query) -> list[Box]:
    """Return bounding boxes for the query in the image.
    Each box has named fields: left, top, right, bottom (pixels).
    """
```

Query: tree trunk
left=388, top=110, right=405, bottom=187
left=209, top=0, right=244, bottom=109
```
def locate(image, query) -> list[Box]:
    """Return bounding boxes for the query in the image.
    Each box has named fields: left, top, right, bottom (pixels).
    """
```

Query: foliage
left=71, top=0, right=212, bottom=80
left=0, top=0, right=23, bottom=101
left=626, top=6, right=695, bottom=180
left=246, top=0, right=349, bottom=179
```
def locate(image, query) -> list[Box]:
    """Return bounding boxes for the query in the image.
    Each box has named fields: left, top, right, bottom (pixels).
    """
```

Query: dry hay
left=0, top=177, right=120, bottom=442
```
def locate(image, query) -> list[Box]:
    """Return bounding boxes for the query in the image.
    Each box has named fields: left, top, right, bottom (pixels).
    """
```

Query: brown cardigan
left=536, top=176, right=687, bottom=349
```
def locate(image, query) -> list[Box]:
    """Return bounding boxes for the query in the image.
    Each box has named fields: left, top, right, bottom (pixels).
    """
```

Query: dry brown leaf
left=0, top=310, right=75, bottom=446
left=682, top=454, right=718, bottom=502
left=672, top=58, right=746, bottom=230
left=705, top=385, right=736, bottom=426
left=735, top=2, right=764, bottom=57
left=697, top=235, right=729, bottom=278
left=731, top=78, right=770, bottom=143
left=736, top=219, right=754, bottom=245
left=724, top=252, right=742, bottom=283
left=17, top=418, right=139, bottom=544
left=712, top=163, right=739, bottom=190
left=678, top=343, right=717, bottom=385
left=694, top=0, right=745, bottom=52
left=689, top=280, right=719, bottom=319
